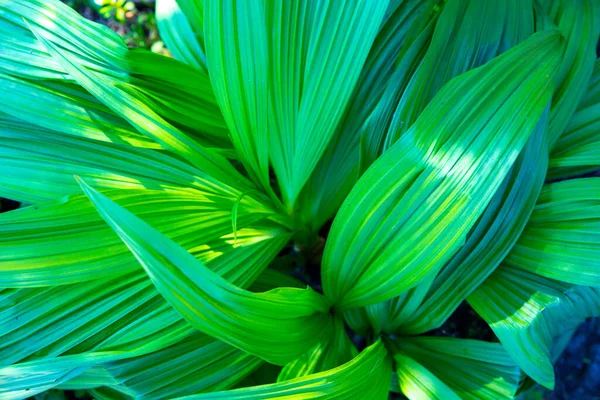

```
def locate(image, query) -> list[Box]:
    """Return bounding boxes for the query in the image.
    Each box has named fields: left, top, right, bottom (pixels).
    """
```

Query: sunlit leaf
left=469, top=264, right=600, bottom=388
left=79, top=180, right=331, bottom=365
left=322, top=30, right=561, bottom=309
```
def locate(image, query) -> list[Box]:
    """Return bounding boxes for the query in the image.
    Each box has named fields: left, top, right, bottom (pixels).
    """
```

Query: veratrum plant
left=1, top=0, right=600, bottom=399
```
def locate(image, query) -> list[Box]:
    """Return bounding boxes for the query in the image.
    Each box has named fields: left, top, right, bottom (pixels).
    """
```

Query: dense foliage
left=1, top=0, right=600, bottom=399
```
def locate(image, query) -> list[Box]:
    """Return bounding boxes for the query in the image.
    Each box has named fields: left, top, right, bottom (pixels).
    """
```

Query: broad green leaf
left=322, top=30, right=561, bottom=309
left=156, top=0, right=207, bottom=71
left=175, top=340, right=391, bottom=400
left=382, top=0, right=534, bottom=149
left=338, top=0, right=545, bottom=333
left=391, top=337, right=522, bottom=400
left=79, top=180, right=331, bottom=365
left=0, top=271, right=191, bottom=399
left=0, top=197, right=287, bottom=397
left=173, top=0, right=204, bottom=46
left=5, top=0, right=249, bottom=193
left=204, top=0, right=390, bottom=208
left=393, top=105, right=550, bottom=334
left=277, top=316, right=356, bottom=382
left=295, top=0, right=440, bottom=233
left=469, top=264, right=600, bottom=388
left=548, top=59, right=600, bottom=179
left=0, top=1, right=232, bottom=153
left=0, top=188, right=286, bottom=287
left=536, top=0, right=600, bottom=147
left=84, top=333, right=261, bottom=399
left=249, top=269, right=306, bottom=293
left=35, top=34, right=243, bottom=193
left=0, top=75, right=159, bottom=149
left=505, top=178, right=600, bottom=286
left=0, top=114, right=252, bottom=204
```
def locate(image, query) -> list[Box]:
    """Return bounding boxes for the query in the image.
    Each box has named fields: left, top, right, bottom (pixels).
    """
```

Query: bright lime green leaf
left=175, top=340, right=391, bottom=400
left=506, top=178, right=600, bottom=286
left=391, top=337, right=521, bottom=400
left=322, top=30, right=561, bottom=309
left=469, top=264, right=600, bottom=388
left=0, top=0, right=230, bottom=150
left=0, top=75, right=159, bottom=149
left=249, top=269, right=306, bottom=292
left=204, top=0, right=390, bottom=209
left=338, top=0, right=547, bottom=333
left=0, top=193, right=287, bottom=397
left=0, top=114, right=249, bottom=203
left=395, top=353, right=462, bottom=400
left=79, top=180, right=331, bottom=365
left=295, top=0, right=440, bottom=233
left=277, top=316, right=356, bottom=382
left=89, top=333, right=261, bottom=399
left=3, top=0, right=248, bottom=193
left=0, top=188, right=284, bottom=287
left=549, top=59, right=600, bottom=179
left=393, top=106, right=550, bottom=335
left=536, top=0, right=600, bottom=147
left=156, top=0, right=207, bottom=71
left=383, top=0, right=534, bottom=149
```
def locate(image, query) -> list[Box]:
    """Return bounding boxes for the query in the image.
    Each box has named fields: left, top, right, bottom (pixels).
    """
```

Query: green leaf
left=469, top=264, right=600, bottom=388
left=549, top=59, right=600, bottom=179
left=173, top=0, right=205, bottom=47
left=0, top=193, right=287, bottom=396
left=156, top=0, right=206, bottom=71
left=4, top=0, right=248, bottom=193
left=0, top=114, right=249, bottom=203
left=0, top=270, right=192, bottom=398
left=277, top=316, right=356, bottom=382
left=322, top=30, right=561, bottom=309
left=0, top=189, right=286, bottom=287
left=505, top=178, right=600, bottom=286
left=204, top=0, right=390, bottom=208
left=338, top=0, right=548, bottom=334
left=393, top=105, right=550, bottom=335
left=74, top=333, right=262, bottom=399
left=536, top=0, right=600, bottom=147
left=383, top=0, right=535, bottom=149
left=79, top=180, right=331, bottom=365
left=390, top=337, right=522, bottom=400
left=0, top=75, right=159, bottom=149
left=295, top=0, right=440, bottom=232
left=174, top=340, right=391, bottom=400
left=1, top=0, right=227, bottom=149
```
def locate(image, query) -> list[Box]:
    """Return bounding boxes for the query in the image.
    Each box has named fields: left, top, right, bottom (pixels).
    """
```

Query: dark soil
left=546, top=319, right=600, bottom=400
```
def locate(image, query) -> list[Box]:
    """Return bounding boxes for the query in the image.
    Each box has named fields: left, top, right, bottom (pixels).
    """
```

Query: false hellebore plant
left=1, top=0, right=600, bottom=399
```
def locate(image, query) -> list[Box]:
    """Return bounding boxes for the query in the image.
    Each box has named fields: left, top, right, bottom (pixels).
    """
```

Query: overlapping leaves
left=1, top=0, right=600, bottom=399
